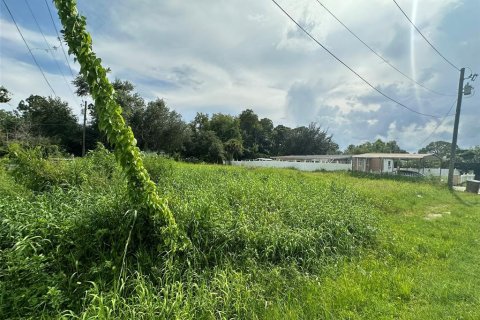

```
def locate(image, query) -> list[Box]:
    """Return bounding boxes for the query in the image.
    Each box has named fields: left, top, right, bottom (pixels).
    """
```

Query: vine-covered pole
left=53, top=0, right=180, bottom=249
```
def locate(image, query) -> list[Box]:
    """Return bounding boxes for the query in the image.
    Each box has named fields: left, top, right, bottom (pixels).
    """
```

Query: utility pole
left=447, top=68, right=465, bottom=189
left=82, top=100, right=87, bottom=157
left=447, top=69, right=478, bottom=189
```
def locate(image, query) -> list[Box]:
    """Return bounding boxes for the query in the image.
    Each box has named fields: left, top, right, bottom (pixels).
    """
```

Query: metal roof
left=352, top=153, right=435, bottom=160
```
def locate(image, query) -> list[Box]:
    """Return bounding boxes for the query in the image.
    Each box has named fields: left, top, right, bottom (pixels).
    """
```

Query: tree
left=0, top=86, right=12, bottom=103
left=454, top=146, right=480, bottom=164
left=224, top=138, right=243, bottom=161
left=186, top=130, right=225, bottom=163
left=206, top=133, right=225, bottom=163
left=346, top=139, right=406, bottom=154
left=0, top=110, right=22, bottom=146
left=140, top=99, right=189, bottom=154
left=17, top=95, right=82, bottom=154
left=258, top=118, right=274, bottom=155
left=208, top=113, right=242, bottom=143
left=283, top=123, right=338, bottom=155
left=457, top=148, right=477, bottom=163
left=185, top=113, right=232, bottom=163
left=418, top=141, right=454, bottom=160
left=272, top=125, right=292, bottom=155
left=72, top=73, right=96, bottom=155
left=112, top=79, right=145, bottom=123
left=72, top=68, right=112, bottom=97
left=73, top=76, right=148, bottom=151
left=455, top=146, right=480, bottom=179
left=207, top=113, right=246, bottom=160
left=238, top=109, right=262, bottom=158
left=385, top=140, right=404, bottom=153
left=73, top=76, right=145, bottom=130
left=72, top=73, right=104, bottom=150
left=190, top=113, right=209, bottom=133
left=72, top=74, right=90, bottom=97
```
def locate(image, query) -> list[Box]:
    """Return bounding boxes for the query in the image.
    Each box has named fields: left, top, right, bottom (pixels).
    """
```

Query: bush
left=6, top=143, right=123, bottom=192
left=7, top=143, right=72, bottom=191
left=142, top=153, right=175, bottom=184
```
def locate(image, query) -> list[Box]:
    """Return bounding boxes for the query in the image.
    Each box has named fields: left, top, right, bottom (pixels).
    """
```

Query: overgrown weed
left=1, top=146, right=478, bottom=318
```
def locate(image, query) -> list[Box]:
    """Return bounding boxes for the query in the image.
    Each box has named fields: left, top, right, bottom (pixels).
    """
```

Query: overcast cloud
left=1, top=0, right=478, bottom=151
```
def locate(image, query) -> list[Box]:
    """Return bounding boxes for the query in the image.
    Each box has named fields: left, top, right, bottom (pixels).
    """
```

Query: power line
left=24, top=0, right=79, bottom=102
left=314, top=0, right=456, bottom=97
left=392, top=0, right=460, bottom=72
left=271, top=0, right=442, bottom=119
left=43, top=0, right=75, bottom=78
left=2, top=0, right=57, bottom=97
left=419, top=98, right=457, bottom=147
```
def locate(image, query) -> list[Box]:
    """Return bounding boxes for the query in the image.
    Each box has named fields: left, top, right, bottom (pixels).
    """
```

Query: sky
left=1, top=0, right=479, bottom=152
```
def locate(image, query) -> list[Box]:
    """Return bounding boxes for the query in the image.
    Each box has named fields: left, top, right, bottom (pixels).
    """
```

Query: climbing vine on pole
left=53, top=0, right=181, bottom=250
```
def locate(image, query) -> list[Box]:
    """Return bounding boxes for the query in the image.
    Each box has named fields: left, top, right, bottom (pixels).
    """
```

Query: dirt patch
left=424, top=206, right=451, bottom=220
left=425, top=213, right=443, bottom=220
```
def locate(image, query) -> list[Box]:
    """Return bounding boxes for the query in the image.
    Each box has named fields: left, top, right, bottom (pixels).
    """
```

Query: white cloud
left=0, top=17, right=83, bottom=115
left=1, top=0, right=478, bottom=151
left=0, top=55, right=83, bottom=113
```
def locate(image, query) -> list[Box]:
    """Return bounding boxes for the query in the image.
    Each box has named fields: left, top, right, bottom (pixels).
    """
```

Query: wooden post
left=82, top=100, right=86, bottom=156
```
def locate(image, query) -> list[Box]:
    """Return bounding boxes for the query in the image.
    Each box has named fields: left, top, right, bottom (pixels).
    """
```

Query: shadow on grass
left=449, top=189, right=476, bottom=207
left=349, top=171, right=428, bottom=183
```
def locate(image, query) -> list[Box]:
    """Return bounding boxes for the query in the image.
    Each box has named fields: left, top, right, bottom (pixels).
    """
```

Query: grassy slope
left=1, top=156, right=479, bottom=319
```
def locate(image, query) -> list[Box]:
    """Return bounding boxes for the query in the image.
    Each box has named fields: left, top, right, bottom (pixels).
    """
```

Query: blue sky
left=1, top=0, right=479, bottom=152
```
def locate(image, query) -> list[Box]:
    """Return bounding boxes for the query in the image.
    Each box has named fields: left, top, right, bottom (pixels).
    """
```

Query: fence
left=402, top=167, right=475, bottom=184
left=231, top=160, right=351, bottom=172
left=401, top=167, right=456, bottom=178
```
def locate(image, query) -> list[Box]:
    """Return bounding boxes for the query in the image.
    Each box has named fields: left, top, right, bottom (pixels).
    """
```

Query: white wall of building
left=231, top=160, right=351, bottom=172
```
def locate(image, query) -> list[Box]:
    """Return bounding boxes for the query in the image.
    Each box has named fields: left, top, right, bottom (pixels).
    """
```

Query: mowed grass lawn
left=281, top=171, right=480, bottom=319
left=1, top=152, right=479, bottom=319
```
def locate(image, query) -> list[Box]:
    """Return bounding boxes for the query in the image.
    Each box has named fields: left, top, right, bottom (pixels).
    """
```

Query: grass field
left=1, top=147, right=479, bottom=319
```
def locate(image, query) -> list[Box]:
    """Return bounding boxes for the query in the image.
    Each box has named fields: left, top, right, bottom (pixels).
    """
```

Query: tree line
left=0, top=81, right=338, bottom=161
left=1, top=83, right=479, bottom=164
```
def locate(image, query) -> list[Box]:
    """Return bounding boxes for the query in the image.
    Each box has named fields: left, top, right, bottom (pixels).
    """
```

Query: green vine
left=53, top=0, right=181, bottom=250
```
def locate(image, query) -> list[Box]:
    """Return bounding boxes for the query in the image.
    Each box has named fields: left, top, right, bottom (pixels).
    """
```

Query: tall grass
left=1, top=146, right=478, bottom=318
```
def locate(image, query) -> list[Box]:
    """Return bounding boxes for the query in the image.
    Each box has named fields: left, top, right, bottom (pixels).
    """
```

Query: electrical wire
left=43, top=0, right=75, bottom=78
left=314, top=0, right=456, bottom=97
left=2, top=0, right=57, bottom=97
left=271, top=0, right=442, bottom=119
left=392, top=0, right=460, bottom=72
left=24, top=0, right=79, bottom=103
left=419, top=98, right=457, bottom=146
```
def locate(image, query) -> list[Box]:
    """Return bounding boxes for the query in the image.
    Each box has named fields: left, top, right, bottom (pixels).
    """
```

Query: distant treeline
left=1, top=83, right=479, bottom=164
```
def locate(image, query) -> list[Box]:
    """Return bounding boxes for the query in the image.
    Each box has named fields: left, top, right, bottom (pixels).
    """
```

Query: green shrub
left=142, top=153, right=175, bottom=184
left=7, top=143, right=72, bottom=191
left=6, top=143, right=123, bottom=192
